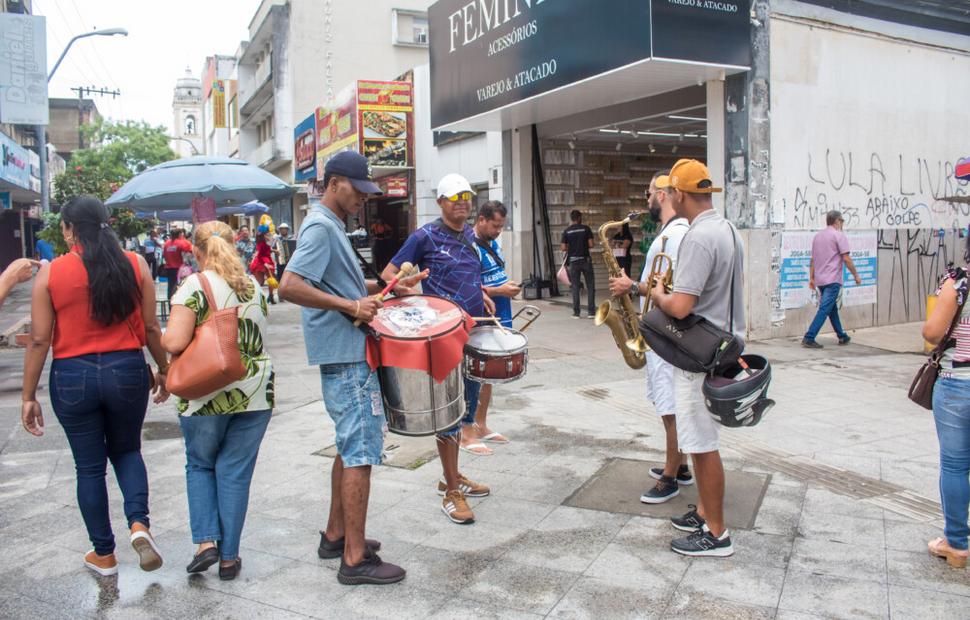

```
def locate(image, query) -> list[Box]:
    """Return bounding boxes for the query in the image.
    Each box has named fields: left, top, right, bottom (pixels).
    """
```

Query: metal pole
left=38, top=125, right=48, bottom=212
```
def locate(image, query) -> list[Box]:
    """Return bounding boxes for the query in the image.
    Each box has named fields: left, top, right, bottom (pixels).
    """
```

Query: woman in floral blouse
left=162, top=221, right=274, bottom=581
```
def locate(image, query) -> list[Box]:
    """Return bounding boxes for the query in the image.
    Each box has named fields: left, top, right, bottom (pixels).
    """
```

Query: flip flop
left=459, top=442, right=493, bottom=456
left=481, top=432, right=510, bottom=444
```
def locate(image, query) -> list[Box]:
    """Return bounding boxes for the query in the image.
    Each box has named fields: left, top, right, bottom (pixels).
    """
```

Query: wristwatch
left=629, top=282, right=640, bottom=297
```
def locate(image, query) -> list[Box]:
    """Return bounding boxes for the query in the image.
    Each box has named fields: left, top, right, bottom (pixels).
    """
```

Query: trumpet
left=643, top=236, right=674, bottom=314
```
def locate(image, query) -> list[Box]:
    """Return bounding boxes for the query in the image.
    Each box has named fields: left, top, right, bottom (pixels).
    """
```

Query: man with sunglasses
left=381, top=173, right=495, bottom=525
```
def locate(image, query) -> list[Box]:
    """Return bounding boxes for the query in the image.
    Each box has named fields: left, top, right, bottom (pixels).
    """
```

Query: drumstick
left=353, top=261, right=414, bottom=326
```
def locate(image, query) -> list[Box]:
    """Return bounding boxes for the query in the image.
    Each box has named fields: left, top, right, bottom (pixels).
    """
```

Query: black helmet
left=703, top=354, right=775, bottom=427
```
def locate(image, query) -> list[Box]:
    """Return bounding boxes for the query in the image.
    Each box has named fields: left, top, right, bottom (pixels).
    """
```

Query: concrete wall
left=750, top=13, right=970, bottom=339
left=288, top=0, right=433, bottom=125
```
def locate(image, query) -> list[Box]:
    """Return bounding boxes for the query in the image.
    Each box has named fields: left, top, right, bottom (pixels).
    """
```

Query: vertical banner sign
left=0, top=14, right=48, bottom=125
left=212, top=80, right=227, bottom=128
left=293, top=114, right=317, bottom=182
left=315, top=84, right=359, bottom=179
left=842, top=231, right=878, bottom=307
left=779, top=231, right=813, bottom=309
left=357, top=80, right=413, bottom=169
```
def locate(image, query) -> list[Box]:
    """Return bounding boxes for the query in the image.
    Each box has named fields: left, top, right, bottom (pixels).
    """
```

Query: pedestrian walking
left=609, top=171, right=692, bottom=503
left=142, top=230, right=160, bottom=280
left=20, top=195, right=170, bottom=576
left=281, top=151, right=423, bottom=584
left=802, top=210, right=861, bottom=348
left=382, top=172, right=495, bottom=525
left=561, top=209, right=596, bottom=319
left=163, top=228, right=192, bottom=300
left=924, top=231, right=970, bottom=569
left=235, top=225, right=256, bottom=272
left=161, top=221, right=275, bottom=581
left=649, top=159, right=743, bottom=557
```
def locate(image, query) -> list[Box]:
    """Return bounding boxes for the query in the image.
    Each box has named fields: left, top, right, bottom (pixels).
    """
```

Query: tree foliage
left=49, top=119, right=175, bottom=241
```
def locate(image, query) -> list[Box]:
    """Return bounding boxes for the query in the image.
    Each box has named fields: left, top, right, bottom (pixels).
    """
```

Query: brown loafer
left=219, top=557, right=241, bottom=581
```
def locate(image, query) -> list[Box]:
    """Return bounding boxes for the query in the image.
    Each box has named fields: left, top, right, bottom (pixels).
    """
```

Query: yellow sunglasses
left=445, top=191, right=473, bottom=202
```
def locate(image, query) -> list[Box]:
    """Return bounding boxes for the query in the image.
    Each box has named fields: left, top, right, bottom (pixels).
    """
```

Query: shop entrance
left=360, top=195, right=409, bottom=275
left=538, top=87, right=708, bottom=300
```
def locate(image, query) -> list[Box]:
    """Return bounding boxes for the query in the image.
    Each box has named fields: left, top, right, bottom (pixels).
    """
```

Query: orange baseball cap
left=654, top=174, right=671, bottom=189
left=668, top=159, right=722, bottom=194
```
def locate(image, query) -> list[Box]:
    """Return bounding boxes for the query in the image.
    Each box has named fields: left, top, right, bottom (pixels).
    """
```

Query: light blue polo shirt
left=286, top=203, right=368, bottom=365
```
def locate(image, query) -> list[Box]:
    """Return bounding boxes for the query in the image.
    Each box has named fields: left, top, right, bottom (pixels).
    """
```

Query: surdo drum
left=368, top=295, right=470, bottom=437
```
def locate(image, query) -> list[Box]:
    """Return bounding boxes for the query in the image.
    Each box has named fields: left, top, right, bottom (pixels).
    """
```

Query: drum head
left=466, top=325, right=527, bottom=352
left=371, top=295, right=465, bottom=340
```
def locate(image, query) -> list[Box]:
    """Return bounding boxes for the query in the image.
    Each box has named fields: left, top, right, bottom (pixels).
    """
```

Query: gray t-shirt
left=672, top=209, right=746, bottom=342
left=285, top=203, right=368, bottom=366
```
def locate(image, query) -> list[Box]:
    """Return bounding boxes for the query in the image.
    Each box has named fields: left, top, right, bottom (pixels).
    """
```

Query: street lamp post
left=38, top=28, right=128, bottom=213
left=168, top=136, right=200, bottom=156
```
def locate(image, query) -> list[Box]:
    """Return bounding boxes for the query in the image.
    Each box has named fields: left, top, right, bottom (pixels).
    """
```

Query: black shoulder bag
left=639, top=225, right=744, bottom=373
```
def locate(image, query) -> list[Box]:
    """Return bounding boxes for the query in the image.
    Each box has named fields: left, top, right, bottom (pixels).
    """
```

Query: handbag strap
left=195, top=272, right=220, bottom=313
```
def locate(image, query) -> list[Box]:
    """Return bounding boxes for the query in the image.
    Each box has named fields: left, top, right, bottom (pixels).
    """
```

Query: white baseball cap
left=436, top=173, right=473, bottom=199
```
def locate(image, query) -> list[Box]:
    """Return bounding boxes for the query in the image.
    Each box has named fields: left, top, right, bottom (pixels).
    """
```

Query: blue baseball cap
left=324, top=151, right=382, bottom=195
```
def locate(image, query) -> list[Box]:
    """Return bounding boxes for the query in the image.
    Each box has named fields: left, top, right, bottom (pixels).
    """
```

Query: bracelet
left=353, top=300, right=360, bottom=318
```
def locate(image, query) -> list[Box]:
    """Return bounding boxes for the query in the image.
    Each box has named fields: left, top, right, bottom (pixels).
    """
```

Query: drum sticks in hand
left=353, top=261, right=415, bottom=326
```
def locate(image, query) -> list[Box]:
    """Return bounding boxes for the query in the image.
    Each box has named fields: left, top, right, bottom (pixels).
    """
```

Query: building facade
left=47, top=98, right=101, bottom=162
left=200, top=55, right=238, bottom=158
left=426, top=0, right=970, bottom=338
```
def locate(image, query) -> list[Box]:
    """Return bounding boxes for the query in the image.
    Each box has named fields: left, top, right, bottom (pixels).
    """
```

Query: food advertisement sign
left=315, top=84, right=359, bottom=180
left=357, top=80, right=413, bottom=169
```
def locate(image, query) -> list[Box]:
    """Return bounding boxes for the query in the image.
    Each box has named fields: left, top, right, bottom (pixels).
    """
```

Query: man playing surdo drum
left=381, top=173, right=496, bottom=525
left=279, top=151, right=427, bottom=584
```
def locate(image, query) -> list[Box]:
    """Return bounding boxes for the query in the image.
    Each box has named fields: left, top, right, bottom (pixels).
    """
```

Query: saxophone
left=594, top=213, right=648, bottom=369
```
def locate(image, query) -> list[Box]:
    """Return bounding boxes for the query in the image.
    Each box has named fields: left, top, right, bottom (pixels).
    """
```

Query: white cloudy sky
left=34, top=0, right=261, bottom=132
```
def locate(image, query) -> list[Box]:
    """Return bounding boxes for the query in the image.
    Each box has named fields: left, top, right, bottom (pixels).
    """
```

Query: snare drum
left=463, top=325, right=529, bottom=384
left=368, top=295, right=471, bottom=436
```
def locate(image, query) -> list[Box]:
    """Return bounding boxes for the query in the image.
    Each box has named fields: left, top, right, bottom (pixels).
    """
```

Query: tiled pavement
left=0, top=295, right=964, bottom=619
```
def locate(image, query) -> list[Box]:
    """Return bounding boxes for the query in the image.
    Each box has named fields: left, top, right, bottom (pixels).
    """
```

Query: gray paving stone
left=885, top=549, right=970, bottom=598
left=458, top=559, right=580, bottom=615
left=797, top=509, right=886, bottom=545
left=584, top=542, right=689, bottom=590
left=888, top=584, right=970, bottom=620
left=778, top=570, right=889, bottom=619
left=429, top=597, right=544, bottom=620
left=547, top=575, right=671, bottom=619
left=503, top=505, right=628, bottom=573
left=790, top=538, right=888, bottom=583
left=678, top=559, right=787, bottom=609
left=664, top=589, right=776, bottom=620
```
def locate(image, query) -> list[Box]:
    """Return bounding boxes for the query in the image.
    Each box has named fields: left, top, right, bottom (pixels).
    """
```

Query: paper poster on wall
left=779, top=231, right=813, bottom=309
left=841, top=231, right=878, bottom=307
left=779, top=230, right=877, bottom=309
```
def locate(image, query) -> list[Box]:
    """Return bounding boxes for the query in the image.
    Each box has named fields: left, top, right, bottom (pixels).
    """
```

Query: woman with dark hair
left=21, top=195, right=171, bottom=577
left=923, top=228, right=970, bottom=568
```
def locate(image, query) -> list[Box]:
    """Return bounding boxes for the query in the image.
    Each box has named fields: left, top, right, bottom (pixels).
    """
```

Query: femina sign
left=429, top=0, right=751, bottom=129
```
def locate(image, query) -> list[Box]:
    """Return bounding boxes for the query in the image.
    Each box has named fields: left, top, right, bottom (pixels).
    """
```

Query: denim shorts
left=319, top=362, right=386, bottom=468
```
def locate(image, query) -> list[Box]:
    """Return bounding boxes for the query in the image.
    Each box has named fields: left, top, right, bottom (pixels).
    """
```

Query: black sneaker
left=801, top=339, right=823, bottom=349
left=318, top=531, right=382, bottom=559
left=650, top=465, right=694, bottom=486
left=337, top=550, right=406, bottom=585
left=671, top=504, right=706, bottom=532
left=640, top=476, right=679, bottom=504
left=838, top=335, right=851, bottom=345
left=670, top=525, right=734, bottom=557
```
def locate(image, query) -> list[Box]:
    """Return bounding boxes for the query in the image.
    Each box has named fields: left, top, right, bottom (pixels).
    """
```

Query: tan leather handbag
left=166, top=273, right=246, bottom=400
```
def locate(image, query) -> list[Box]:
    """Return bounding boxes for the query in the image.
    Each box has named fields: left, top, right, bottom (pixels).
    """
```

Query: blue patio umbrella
left=105, top=156, right=294, bottom=212
left=135, top=201, right=270, bottom=222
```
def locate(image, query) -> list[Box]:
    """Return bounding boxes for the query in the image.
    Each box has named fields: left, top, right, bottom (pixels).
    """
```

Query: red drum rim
left=369, top=294, right=468, bottom=341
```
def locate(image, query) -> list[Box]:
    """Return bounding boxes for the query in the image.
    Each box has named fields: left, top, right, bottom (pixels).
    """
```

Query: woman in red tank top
left=20, top=196, right=172, bottom=577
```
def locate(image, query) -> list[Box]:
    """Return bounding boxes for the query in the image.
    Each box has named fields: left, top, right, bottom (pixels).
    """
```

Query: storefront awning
left=429, top=0, right=752, bottom=132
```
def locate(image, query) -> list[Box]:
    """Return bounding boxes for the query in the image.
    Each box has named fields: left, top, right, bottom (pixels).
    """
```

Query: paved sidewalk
left=0, top=297, right=963, bottom=619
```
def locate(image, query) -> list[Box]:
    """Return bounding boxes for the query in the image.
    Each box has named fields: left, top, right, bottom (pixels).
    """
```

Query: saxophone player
left=608, top=171, right=692, bottom=503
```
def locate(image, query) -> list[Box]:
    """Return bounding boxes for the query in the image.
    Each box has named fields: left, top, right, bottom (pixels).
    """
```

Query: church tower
left=171, top=68, right=203, bottom=157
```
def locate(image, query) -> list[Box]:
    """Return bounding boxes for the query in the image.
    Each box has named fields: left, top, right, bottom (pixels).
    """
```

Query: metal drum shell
left=463, top=325, right=529, bottom=384
left=379, top=364, right=464, bottom=436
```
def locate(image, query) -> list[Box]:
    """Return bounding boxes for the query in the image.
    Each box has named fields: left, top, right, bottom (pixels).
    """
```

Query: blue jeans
left=320, top=362, right=386, bottom=468
left=804, top=283, right=847, bottom=341
left=179, top=409, right=271, bottom=561
left=933, top=377, right=970, bottom=550
left=49, top=350, right=150, bottom=556
left=439, top=377, right=481, bottom=438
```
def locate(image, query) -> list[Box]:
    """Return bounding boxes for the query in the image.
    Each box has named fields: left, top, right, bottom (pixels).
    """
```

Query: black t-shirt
left=612, top=223, right=634, bottom=257
left=562, top=223, right=594, bottom=260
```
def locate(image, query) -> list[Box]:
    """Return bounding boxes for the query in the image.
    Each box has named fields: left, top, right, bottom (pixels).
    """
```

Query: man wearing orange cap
left=649, top=159, right=744, bottom=558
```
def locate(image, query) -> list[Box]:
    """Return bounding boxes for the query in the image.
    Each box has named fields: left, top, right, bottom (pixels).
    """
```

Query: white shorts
left=646, top=351, right=675, bottom=416
left=674, top=369, right=720, bottom=454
